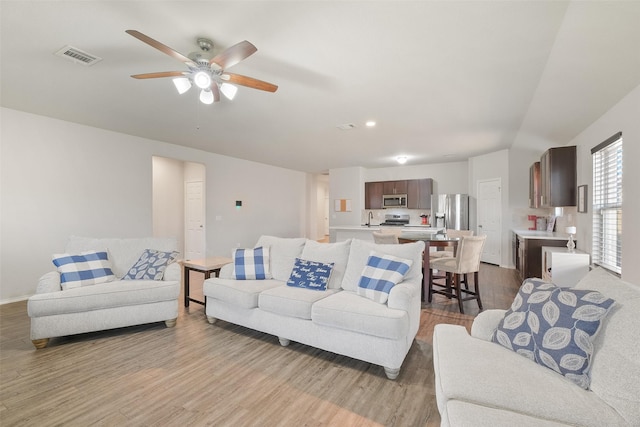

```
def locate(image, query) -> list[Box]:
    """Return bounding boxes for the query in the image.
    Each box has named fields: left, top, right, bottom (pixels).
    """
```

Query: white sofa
left=203, top=236, right=425, bottom=379
left=28, top=236, right=181, bottom=348
left=433, top=267, right=640, bottom=426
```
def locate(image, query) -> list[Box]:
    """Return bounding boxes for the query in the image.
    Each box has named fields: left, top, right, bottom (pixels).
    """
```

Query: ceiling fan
left=126, top=30, right=278, bottom=105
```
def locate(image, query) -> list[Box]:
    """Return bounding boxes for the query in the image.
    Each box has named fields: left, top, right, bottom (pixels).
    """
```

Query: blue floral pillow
left=123, top=249, right=179, bottom=280
left=287, top=258, right=334, bottom=291
left=492, top=278, right=615, bottom=389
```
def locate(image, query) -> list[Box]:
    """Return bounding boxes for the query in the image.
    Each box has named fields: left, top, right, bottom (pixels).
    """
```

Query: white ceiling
left=2, top=1, right=639, bottom=173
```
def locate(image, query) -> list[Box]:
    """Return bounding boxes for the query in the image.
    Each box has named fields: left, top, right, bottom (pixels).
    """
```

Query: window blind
left=591, top=132, right=623, bottom=274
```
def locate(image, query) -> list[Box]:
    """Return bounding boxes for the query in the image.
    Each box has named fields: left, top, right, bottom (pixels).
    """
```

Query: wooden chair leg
left=428, top=268, right=434, bottom=303
left=475, top=271, right=483, bottom=311
left=454, top=274, right=464, bottom=314
left=463, top=273, right=469, bottom=290
left=445, top=273, right=453, bottom=299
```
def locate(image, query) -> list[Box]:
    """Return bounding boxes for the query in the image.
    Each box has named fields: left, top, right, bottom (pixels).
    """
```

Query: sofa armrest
left=163, top=262, right=181, bottom=282
left=387, top=280, right=419, bottom=311
left=218, top=263, right=234, bottom=279
left=470, top=309, right=506, bottom=341
left=36, top=271, right=61, bottom=294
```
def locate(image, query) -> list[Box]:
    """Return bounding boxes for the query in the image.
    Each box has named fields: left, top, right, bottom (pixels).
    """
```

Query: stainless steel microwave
left=382, top=194, right=408, bottom=208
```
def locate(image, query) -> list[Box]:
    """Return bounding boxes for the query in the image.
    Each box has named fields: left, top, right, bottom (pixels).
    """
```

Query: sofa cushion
left=341, top=239, right=424, bottom=292
left=203, top=278, right=283, bottom=309
left=259, top=286, right=340, bottom=320
left=287, top=258, right=334, bottom=291
left=311, top=291, right=409, bottom=340
left=65, top=236, right=178, bottom=278
left=52, top=251, right=116, bottom=290
left=27, top=279, right=179, bottom=317
left=300, top=239, right=351, bottom=289
left=357, top=251, right=412, bottom=304
left=574, top=267, right=640, bottom=425
left=255, top=236, right=306, bottom=281
left=444, top=400, right=574, bottom=427
left=492, top=278, right=615, bottom=389
left=232, top=246, right=271, bottom=280
left=433, top=324, right=626, bottom=427
left=122, top=249, right=179, bottom=280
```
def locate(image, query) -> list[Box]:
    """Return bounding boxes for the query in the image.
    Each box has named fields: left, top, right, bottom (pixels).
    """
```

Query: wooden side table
left=181, top=257, right=232, bottom=307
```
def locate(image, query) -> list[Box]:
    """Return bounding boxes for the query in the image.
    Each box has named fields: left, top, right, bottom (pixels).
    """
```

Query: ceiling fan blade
left=130, top=71, right=187, bottom=79
left=223, top=73, right=278, bottom=93
left=213, top=84, right=222, bottom=102
left=210, top=40, right=257, bottom=70
left=126, top=30, right=197, bottom=68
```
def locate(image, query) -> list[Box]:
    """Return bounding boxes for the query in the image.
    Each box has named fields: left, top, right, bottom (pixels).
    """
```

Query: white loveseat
left=28, top=236, right=181, bottom=348
left=433, top=267, right=640, bottom=426
left=203, top=236, right=425, bottom=379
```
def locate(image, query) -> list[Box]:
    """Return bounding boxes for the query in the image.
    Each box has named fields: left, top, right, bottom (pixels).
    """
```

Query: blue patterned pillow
left=287, top=258, right=334, bottom=291
left=52, top=250, right=116, bottom=290
left=357, top=251, right=412, bottom=304
left=233, top=246, right=271, bottom=280
left=123, top=249, right=179, bottom=280
left=492, top=278, right=615, bottom=389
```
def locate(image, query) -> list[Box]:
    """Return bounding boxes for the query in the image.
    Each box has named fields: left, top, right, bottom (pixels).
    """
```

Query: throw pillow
left=233, top=246, right=271, bottom=280
left=357, top=251, right=413, bottom=304
left=122, top=249, right=179, bottom=280
left=287, top=258, right=334, bottom=291
left=492, top=278, right=615, bottom=389
left=52, top=250, right=116, bottom=290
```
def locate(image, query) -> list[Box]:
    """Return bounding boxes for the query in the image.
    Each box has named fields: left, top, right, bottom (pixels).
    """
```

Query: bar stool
left=428, top=235, right=486, bottom=314
left=373, top=231, right=399, bottom=244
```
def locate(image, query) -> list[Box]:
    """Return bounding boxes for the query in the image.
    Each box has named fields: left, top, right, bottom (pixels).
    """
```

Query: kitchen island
left=513, top=229, right=574, bottom=280
left=329, top=225, right=442, bottom=243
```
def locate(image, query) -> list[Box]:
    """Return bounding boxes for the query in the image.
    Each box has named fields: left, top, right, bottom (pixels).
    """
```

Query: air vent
left=337, top=123, right=356, bottom=130
left=55, top=45, right=102, bottom=66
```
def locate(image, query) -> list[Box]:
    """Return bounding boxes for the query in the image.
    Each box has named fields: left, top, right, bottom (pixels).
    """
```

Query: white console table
left=541, top=246, right=590, bottom=287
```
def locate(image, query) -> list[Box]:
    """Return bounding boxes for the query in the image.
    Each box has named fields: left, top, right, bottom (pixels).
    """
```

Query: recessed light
left=365, top=120, right=376, bottom=127
left=396, top=156, right=408, bottom=164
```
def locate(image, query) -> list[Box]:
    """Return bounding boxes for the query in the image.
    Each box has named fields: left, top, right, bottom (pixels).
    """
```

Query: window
left=591, top=132, right=623, bottom=274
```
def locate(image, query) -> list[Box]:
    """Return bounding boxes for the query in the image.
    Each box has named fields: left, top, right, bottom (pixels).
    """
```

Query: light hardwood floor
left=0, top=264, right=520, bottom=427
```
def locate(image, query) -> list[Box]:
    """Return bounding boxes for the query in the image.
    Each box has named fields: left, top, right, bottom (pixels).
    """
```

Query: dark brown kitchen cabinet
left=383, top=180, right=407, bottom=195
left=529, top=162, right=540, bottom=208
left=407, top=178, right=433, bottom=209
left=364, top=182, right=384, bottom=209
left=515, top=235, right=573, bottom=280
left=540, top=146, right=576, bottom=207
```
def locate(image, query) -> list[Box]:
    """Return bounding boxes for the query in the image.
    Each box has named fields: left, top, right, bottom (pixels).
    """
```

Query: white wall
left=328, top=167, right=365, bottom=226
left=0, top=108, right=308, bottom=302
left=152, top=156, right=185, bottom=253
left=569, top=84, right=640, bottom=284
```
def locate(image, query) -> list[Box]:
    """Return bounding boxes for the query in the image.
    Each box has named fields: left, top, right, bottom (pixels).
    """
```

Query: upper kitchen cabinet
left=382, top=180, right=407, bottom=195
left=529, top=162, right=541, bottom=208
left=540, top=146, right=576, bottom=207
left=407, top=178, right=433, bottom=209
left=364, top=181, right=384, bottom=209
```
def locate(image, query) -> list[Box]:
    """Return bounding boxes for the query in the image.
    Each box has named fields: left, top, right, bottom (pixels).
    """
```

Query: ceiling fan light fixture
left=199, top=89, right=214, bottom=105
left=220, top=83, right=238, bottom=100
left=193, top=71, right=212, bottom=89
left=172, top=77, right=192, bottom=94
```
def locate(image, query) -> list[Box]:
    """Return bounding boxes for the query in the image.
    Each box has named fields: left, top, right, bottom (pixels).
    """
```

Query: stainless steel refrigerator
left=431, top=194, right=469, bottom=230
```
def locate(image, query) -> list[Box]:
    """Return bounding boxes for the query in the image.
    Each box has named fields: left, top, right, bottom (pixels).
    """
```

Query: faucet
left=367, top=211, right=374, bottom=227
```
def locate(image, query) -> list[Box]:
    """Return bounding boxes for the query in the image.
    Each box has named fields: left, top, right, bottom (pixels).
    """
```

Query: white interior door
left=185, top=181, right=205, bottom=260
left=477, top=178, right=501, bottom=265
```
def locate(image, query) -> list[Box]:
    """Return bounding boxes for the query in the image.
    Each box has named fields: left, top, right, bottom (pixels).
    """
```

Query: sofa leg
left=165, top=318, right=177, bottom=328
left=32, top=338, right=49, bottom=349
left=384, top=367, right=400, bottom=380
left=206, top=316, right=217, bottom=324
left=278, top=337, right=290, bottom=347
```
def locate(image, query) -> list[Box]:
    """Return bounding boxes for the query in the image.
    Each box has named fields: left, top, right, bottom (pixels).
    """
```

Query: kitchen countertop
left=330, top=225, right=442, bottom=232
left=513, top=229, right=571, bottom=240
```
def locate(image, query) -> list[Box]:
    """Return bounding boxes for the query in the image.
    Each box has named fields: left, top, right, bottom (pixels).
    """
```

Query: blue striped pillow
left=357, top=251, right=413, bottom=303
left=233, top=246, right=271, bottom=280
left=52, top=250, right=116, bottom=290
